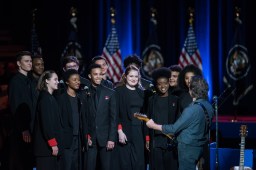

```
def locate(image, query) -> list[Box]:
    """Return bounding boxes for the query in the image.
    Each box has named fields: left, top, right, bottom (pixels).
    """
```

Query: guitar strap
left=194, top=102, right=210, bottom=130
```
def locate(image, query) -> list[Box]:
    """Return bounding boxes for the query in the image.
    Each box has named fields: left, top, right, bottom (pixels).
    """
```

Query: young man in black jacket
left=86, top=64, right=117, bottom=170
left=57, top=69, right=88, bottom=170
left=8, top=51, right=34, bottom=170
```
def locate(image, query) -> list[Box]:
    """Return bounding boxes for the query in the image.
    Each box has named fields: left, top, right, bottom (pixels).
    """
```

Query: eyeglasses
left=66, top=64, right=79, bottom=70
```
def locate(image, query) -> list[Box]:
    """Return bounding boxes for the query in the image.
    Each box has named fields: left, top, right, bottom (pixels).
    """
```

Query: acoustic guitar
left=133, top=112, right=174, bottom=140
left=230, top=125, right=252, bottom=170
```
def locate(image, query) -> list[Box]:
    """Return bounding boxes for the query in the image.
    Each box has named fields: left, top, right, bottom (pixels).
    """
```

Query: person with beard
left=145, top=67, right=179, bottom=170
left=86, top=64, right=116, bottom=170
left=57, top=69, right=88, bottom=170
left=8, top=51, right=34, bottom=170
left=146, top=76, right=214, bottom=170
left=33, top=70, right=62, bottom=170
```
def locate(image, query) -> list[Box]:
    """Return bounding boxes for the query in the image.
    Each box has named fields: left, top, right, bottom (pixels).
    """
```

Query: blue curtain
left=32, top=0, right=254, bottom=103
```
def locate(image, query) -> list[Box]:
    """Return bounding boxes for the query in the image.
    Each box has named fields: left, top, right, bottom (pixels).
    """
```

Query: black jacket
left=146, top=90, right=179, bottom=148
left=33, top=90, right=62, bottom=156
left=8, top=72, right=33, bottom=132
left=57, top=91, right=88, bottom=149
left=87, top=84, right=117, bottom=147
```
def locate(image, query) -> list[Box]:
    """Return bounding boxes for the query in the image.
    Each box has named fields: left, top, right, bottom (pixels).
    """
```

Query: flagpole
left=213, top=95, right=219, bottom=170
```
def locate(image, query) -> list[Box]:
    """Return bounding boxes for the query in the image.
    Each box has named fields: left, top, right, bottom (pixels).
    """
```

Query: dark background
left=0, top=0, right=255, bottom=116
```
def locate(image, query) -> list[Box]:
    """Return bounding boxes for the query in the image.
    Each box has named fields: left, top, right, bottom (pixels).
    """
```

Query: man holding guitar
left=145, top=76, right=214, bottom=170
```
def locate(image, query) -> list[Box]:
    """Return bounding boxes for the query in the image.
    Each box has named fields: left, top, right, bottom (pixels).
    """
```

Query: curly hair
left=178, top=64, right=202, bottom=91
left=189, top=76, right=209, bottom=99
left=151, top=67, right=171, bottom=86
left=123, top=54, right=142, bottom=68
left=63, top=69, right=79, bottom=83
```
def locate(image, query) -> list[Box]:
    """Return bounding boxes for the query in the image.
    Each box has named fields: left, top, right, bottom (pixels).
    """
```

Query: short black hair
left=151, top=67, right=171, bottom=85
left=88, top=63, right=101, bottom=74
left=62, top=56, right=79, bottom=68
left=33, top=54, right=43, bottom=59
left=91, top=55, right=107, bottom=64
left=123, top=54, right=142, bottom=68
left=16, top=51, right=32, bottom=61
left=169, top=64, right=182, bottom=73
left=63, top=69, right=79, bottom=83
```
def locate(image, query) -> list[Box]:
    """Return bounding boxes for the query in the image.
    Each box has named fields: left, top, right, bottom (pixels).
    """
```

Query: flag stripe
left=103, top=48, right=122, bottom=82
left=178, top=24, right=202, bottom=70
left=102, top=26, right=123, bottom=83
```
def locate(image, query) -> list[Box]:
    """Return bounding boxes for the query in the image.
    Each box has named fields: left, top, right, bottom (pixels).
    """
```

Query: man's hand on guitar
left=146, top=119, right=155, bottom=129
left=118, top=129, right=127, bottom=144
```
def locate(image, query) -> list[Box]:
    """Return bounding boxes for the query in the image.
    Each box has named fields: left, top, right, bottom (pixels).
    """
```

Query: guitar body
left=230, top=125, right=252, bottom=170
left=133, top=112, right=174, bottom=140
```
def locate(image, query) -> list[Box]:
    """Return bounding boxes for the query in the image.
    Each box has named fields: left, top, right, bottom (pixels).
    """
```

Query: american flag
left=102, top=25, right=122, bottom=83
left=178, top=24, right=202, bottom=70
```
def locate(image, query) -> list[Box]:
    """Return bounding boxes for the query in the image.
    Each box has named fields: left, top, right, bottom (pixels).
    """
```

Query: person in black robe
left=33, top=70, right=62, bottom=170
left=145, top=67, right=179, bottom=170
left=57, top=69, right=88, bottom=170
left=176, top=64, right=202, bottom=112
left=115, top=65, right=145, bottom=170
left=8, top=51, right=34, bottom=170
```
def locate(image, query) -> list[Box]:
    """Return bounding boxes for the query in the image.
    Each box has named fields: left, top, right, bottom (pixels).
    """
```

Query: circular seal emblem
left=141, top=44, right=164, bottom=80
left=226, top=44, right=250, bottom=81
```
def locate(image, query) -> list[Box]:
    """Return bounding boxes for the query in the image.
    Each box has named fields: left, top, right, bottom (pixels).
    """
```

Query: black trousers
left=36, top=156, right=59, bottom=170
left=149, top=147, right=178, bottom=170
left=86, top=140, right=112, bottom=170
left=60, top=136, right=82, bottom=170
left=8, top=132, right=34, bottom=170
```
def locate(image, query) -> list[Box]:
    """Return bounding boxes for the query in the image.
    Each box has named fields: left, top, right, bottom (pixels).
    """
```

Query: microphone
left=83, top=85, right=89, bottom=90
left=213, top=95, right=218, bottom=101
left=149, top=83, right=156, bottom=93
left=81, top=85, right=90, bottom=96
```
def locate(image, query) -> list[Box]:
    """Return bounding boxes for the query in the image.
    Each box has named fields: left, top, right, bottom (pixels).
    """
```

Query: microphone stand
left=213, top=96, right=219, bottom=170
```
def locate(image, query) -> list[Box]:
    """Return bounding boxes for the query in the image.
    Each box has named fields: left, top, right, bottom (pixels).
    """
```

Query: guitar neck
left=239, top=137, right=245, bottom=169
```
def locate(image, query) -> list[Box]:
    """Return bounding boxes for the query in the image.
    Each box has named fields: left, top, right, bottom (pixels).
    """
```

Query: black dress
left=115, top=85, right=145, bottom=170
